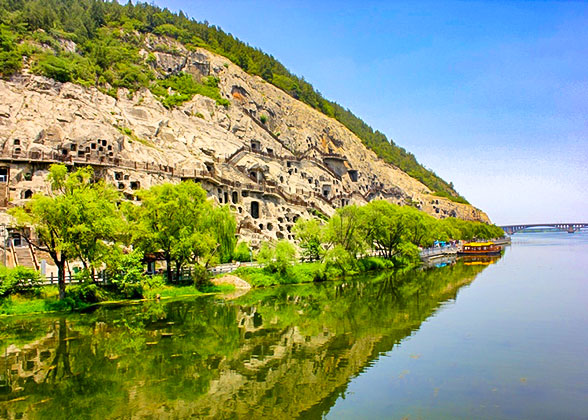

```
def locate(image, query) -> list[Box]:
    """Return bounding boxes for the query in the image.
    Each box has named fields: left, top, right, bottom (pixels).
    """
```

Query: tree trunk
left=57, top=260, right=66, bottom=300
left=175, top=262, right=182, bottom=283
left=165, top=254, right=172, bottom=283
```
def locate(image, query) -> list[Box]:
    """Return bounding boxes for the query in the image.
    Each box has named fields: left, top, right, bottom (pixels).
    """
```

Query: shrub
left=65, top=283, right=102, bottom=304
left=233, top=267, right=279, bottom=287
left=141, top=274, right=165, bottom=290
left=286, top=263, right=325, bottom=283
left=323, top=245, right=356, bottom=278
left=34, top=53, right=73, bottom=82
left=257, top=240, right=296, bottom=274
left=0, top=265, right=40, bottom=297
left=0, top=50, right=22, bottom=78
left=357, top=257, right=394, bottom=272
left=106, top=249, right=147, bottom=298
left=259, top=114, right=268, bottom=124
left=233, top=241, right=252, bottom=262
left=150, top=72, right=230, bottom=108
left=191, top=264, right=211, bottom=290
left=392, top=242, right=421, bottom=267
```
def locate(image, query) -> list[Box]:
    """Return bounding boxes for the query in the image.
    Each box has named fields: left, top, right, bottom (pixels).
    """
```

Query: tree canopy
left=9, top=164, right=123, bottom=299
left=126, top=180, right=236, bottom=282
left=295, top=200, right=504, bottom=269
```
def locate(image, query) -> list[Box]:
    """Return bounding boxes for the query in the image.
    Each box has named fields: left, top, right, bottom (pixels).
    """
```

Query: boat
left=457, top=242, right=502, bottom=256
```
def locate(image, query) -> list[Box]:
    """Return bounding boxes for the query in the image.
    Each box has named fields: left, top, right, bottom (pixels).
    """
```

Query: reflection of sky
left=155, top=1, right=588, bottom=224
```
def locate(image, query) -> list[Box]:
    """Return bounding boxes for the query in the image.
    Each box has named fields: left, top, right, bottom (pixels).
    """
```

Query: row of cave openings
left=216, top=187, right=261, bottom=219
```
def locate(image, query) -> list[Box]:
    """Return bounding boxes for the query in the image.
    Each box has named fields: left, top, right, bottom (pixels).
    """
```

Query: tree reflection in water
left=0, top=261, right=490, bottom=419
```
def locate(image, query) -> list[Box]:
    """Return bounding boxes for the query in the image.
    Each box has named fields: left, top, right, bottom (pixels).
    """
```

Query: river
left=0, top=231, right=586, bottom=419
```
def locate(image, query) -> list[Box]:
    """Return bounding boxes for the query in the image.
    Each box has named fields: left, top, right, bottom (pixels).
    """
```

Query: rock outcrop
left=0, top=37, right=489, bottom=246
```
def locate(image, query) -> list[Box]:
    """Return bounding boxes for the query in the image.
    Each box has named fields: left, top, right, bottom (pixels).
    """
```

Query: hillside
left=0, top=0, right=490, bottom=245
left=0, top=0, right=467, bottom=202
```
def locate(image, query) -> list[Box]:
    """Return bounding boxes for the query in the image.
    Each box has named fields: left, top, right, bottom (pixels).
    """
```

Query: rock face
left=0, top=39, right=489, bottom=246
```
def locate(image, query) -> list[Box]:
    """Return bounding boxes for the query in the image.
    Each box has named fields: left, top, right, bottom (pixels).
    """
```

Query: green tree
left=324, top=205, right=366, bottom=258
left=293, top=218, right=325, bottom=262
left=362, top=201, right=406, bottom=260
left=9, top=164, right=123, bottom=299
left=256, top=240, right=296, bottom=274
left=233, top=241, right=252, bottom=262
left=128, top=181, right=235, bottom=282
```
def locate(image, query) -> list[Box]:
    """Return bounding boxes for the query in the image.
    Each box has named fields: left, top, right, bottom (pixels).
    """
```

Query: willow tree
left=293, top=218, right=325, bottom=262
left=361, top=200, right=406, bottom=259
left=128, top=181, right=236, bottom=282
left=324, top=205, right=366, bottom=258
left=9, top=164, right=123, bottom=299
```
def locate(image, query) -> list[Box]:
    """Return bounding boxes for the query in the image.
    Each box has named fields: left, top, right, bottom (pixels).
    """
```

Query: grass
left=0, top=283, right=235, bottom=317
left=115, top=125, right=157, bottom=148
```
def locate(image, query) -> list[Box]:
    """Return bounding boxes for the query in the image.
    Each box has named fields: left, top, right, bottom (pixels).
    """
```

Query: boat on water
left=457, top=242, right=502, bottom=256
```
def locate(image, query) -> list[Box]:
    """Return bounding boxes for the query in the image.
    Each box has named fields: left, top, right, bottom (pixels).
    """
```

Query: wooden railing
left=23, top=262, right=262, bottom=287
left=3, top=144, right=379, bottom=210
left=1, top=149, right=176, bottom=175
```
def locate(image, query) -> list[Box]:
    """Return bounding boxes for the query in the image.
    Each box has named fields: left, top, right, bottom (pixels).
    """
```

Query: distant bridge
left=499, top=223, right=588, bottom=235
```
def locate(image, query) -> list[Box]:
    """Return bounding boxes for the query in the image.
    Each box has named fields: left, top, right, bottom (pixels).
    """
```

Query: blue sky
left=153, top=0, right=588, bottom=224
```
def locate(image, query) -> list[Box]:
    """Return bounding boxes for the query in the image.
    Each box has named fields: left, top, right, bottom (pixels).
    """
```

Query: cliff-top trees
left=9, top=164, right=123, bottom=299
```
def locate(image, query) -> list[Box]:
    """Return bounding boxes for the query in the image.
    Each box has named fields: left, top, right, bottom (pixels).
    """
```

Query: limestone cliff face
left=0, top=36, right=489, bottom=244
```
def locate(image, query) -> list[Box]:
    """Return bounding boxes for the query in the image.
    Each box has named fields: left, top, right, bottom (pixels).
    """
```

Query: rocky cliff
left=0, top=35, right=489, bottom=245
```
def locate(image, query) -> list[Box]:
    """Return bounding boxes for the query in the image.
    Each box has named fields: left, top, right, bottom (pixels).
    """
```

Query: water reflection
left=0, top=262, right=490, bottom=419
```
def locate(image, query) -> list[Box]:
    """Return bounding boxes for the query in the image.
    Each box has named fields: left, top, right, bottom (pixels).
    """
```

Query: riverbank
left=231, top=256, right=398, bottom=287
left=0, top=283, right=236, bottom=317
left=0, top=256, right=409, bottom=317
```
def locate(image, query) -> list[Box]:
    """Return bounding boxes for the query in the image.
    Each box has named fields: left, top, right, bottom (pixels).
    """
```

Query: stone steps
left=13, top=246, right=36, bottom=269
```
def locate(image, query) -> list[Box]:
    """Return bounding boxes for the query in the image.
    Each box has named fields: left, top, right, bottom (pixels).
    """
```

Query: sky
left=153, top=0, right=588, bottom=225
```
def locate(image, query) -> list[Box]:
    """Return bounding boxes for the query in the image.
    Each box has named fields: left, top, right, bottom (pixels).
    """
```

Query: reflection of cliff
left=0, top=262, right=489, bottom=419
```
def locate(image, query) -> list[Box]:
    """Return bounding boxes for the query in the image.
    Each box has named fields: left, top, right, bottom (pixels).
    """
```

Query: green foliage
left=256, top=240, right=296, bottom=274
left=287, top=262, right=325, bottom=283
left=259, top=114, right=268, bottom=124
left=151, top=72, right=229, bottom=108
left=324, top=205, right=366, bottom=258
left=323, top=245, right=357, bottom=278
left=297, top=200, right=504, bottom=267
left=34, top=52, right=72, bottom=82
left=191, top=264, right=211, bottom=290
left=9, top=164, right=124, bottom=299
left=293, top=218, right=324, bottom=261
left=154, top=23, right=186, bottom=39
left=357, top=257, right=395, bottom=272
left=65, top=281, right=103, bottom=304
left=233, top=241, right=252, bottom=262
left=128, top=180, right=236, bottom=282
left=233, top=266, right=278, bottom=287
left=432, top=190, right=469, bottom=204
left=438, top=217, right=504, bottom=241
left=105, top=249, right=147, bottom=298
left=0, top=24, right=22, bottom=77
left=208, top=205, right=237, bottom=263
left=0, top=265, right=40, bottom=297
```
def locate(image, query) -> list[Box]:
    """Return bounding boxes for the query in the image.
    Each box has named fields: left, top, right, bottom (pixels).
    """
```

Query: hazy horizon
left=152, top=0, right=588, bottom=225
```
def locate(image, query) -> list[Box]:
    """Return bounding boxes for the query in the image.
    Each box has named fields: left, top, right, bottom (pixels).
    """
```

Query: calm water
left=0, top=232, right=586, bottom=419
